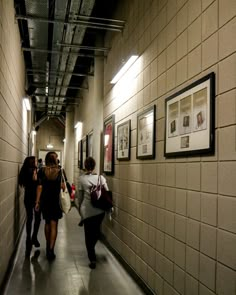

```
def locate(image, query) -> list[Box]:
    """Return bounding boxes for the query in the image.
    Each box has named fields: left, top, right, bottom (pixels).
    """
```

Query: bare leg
left=49, top=220, right=58, bottom=250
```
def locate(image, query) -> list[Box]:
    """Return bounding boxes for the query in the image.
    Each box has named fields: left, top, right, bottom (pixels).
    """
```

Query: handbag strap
left=61, top=169, right=65, bottom=184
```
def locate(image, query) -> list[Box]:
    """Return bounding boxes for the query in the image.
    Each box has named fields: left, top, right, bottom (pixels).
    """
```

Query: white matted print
left=136, top=105, right=156, bottom=159
left=117, top=120, right=131, bottom=160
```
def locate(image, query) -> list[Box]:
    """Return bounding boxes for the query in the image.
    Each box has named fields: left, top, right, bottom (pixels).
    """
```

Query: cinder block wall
left=101, top=0, right=236, bottom=294
left=0, top=0, right=28, bottom=287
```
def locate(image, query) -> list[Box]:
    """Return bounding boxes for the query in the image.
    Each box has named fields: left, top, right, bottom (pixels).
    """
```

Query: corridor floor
left=3, top=207, right=145, bottom=295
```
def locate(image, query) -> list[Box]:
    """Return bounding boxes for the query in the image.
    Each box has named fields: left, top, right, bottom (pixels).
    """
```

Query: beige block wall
left=0, top=0, right=28, bottom=288
left=100, top=0, right=236, bottom=294
left=36, top=119, right=65, bottom=161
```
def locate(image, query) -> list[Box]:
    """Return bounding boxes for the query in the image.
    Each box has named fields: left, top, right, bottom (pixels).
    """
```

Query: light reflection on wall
left=75, top=121, right=83, bottom=143
left=110, top=57, right=142, bottom=107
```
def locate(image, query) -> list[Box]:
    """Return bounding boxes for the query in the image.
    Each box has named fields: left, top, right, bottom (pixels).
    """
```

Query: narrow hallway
left=3, top=207, right=145, bottom=295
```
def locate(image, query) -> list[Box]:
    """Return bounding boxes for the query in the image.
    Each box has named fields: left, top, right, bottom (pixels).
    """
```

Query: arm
left=101, top=175, right=109, bottom=191
left=35, top=185, right=42, bottom=211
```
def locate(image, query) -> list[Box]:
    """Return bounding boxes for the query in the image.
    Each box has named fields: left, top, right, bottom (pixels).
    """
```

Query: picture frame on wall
left=103, top=115, right=115, bottom=175
left=81, top=136, right=87, bottom=170
left=78, top=140, right=82, bottom=169
left=136, top=105, right=156, bottom=159
left=117, top=120, right=131, bottom=160
left=87, top=130, right=93, bottom=157
left=164, top=72, right=215, bottom=157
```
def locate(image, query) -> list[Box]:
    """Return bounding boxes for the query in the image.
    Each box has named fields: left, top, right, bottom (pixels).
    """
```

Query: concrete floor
left=3, top=207, right=145, bottom=295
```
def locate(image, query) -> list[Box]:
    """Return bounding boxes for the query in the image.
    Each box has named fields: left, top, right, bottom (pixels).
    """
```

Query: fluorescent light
left=74, top=121, right=82, bottom=129
left=24, top=97, right=31, bottom=111
left=47, top=143, right=54, bottom=149
left=110, top=55, right=139, bottom=84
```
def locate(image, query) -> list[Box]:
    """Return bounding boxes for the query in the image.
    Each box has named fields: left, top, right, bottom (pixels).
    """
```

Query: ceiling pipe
left=58, top=43, right=110, bottom=52
left=26, top=69, right=93, bottom=77
left=32, top=84, right=88, bottom=90
left=34, top=93, right=82, bottom=100
left=22, top=47, right=101, bottom=58
left=15, top=14, right=125, bottom=32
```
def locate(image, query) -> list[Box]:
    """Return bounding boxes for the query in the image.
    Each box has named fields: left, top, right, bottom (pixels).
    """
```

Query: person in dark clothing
left=35, top=152, right=65, bottom=260
left=19, top=156, right=41, bottom=257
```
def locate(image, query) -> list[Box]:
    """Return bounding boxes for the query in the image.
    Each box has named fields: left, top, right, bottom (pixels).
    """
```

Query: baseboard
left=0, top=222, right=25, bottom=295
left=100, top=233, right=154, bottom=295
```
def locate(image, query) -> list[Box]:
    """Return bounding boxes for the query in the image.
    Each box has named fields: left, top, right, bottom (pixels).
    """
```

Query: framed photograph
left=117, top=120, right=131, bottom=160
left=87, top=130, right=93, bottom=157
left=164, top=72, right=215, bottom=157
left=103, top=115, right=115, bottom=175
left=136, top=105, right=156, bottom=159
left=81, top=136, right=87, bottom=170
left=78, top=140, right=82, bottom=169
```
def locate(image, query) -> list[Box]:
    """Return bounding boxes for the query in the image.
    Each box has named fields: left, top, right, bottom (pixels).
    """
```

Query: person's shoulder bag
left=59, top=170, right=71, bottom=214
left=90, top=175, right=113, bottom=211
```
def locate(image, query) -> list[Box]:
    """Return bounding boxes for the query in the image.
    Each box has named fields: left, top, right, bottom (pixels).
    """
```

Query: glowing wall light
left=110, top=55, right=139, bottom=84
left=24, top=97, right=31, bottom=111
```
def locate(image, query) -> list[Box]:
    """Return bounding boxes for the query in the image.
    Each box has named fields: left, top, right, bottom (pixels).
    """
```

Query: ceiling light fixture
left=46, top=143, right=54, bottom=149
left=110, top=55, right=139, bottom=84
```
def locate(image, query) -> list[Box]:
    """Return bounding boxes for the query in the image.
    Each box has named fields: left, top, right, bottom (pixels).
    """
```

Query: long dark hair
left=45, top=152, right=58, bottom=166
left=19, top=156, right=36, bottom=187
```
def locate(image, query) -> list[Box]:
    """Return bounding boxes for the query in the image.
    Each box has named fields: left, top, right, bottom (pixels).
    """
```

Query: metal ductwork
left=14, top=0, right=125, bottom=127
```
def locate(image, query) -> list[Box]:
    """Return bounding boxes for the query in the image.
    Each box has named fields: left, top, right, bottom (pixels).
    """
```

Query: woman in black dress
left=19, top=156, right=41, bottom=256
left=35, top=152, right=65, bottom=260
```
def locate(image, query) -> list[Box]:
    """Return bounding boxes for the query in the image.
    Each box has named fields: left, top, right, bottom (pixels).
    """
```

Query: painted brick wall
left=101, top=0, right=236, bottom=294
left=0, top=0, right=28, bottom=287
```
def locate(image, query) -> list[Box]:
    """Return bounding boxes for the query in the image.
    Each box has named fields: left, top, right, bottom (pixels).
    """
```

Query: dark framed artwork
left=87, top=130, right=93, bottom=157
left=164, top=72, right=215, bottom=157
left=81, top=136, right=87, bottom=170
left=103, top=115, right=115, bottom=175
left=78, top=140, right=82, bottom=169
left=136, top=105, right=156, bottom=159
left=117, top=120, right=131, bottom=160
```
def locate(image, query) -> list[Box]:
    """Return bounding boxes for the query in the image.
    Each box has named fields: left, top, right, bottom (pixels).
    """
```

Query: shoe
left=89, top=261, right=96, bottom=269
left=32, top=238, right=40, bottom=248
left=25, top=240, right=32, bottom=257
left=47, top=249, right=56, bottom=261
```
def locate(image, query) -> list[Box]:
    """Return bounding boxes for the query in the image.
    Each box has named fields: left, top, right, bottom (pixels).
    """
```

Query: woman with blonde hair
left=35, top=152, right=65, bottom=260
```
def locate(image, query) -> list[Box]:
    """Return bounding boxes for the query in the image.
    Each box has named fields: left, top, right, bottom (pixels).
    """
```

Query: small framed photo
left=81, top=136, right=87, bottom=170
left=103, top=115, right=115, bottom=175
left=78, top=140, right=82, bottom=169
left=164, top=72, right=215, bottom=157
left=136, top=105, right=156, bottom=159
left=117, top=120, right=131, bottom=160
left=87, top=130, right=93, bottom=157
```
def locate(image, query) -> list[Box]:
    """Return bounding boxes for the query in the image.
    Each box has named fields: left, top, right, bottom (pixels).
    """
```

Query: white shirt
left=78, top=174, right=108, bottom=220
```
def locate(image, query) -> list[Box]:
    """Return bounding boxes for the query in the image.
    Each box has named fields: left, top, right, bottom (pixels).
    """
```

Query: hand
left=35, top=202, right=40, bottom=211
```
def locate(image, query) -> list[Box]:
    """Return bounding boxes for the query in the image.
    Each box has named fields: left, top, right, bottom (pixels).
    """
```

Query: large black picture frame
left=164, top=72, right=215, bottom=157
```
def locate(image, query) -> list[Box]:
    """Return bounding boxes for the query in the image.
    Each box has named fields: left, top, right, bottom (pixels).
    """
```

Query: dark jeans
left=24, top=200, right=41, bottom=242
left=83, top=213, right=105, bottom=262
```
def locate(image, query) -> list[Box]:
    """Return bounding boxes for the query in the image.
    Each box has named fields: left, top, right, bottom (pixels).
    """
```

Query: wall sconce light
left=24, top=97, right=31, bottom=111
left=74, top=121, right=82, bottom=129
left=110, top=55, right=139, bottom=84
